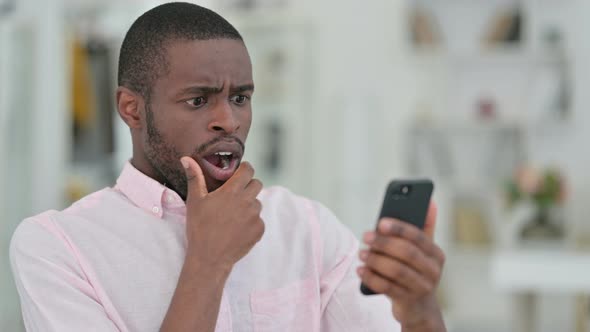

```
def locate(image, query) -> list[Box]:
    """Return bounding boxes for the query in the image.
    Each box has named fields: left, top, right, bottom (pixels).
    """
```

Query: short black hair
left=117, top=2, right=243, bottom=98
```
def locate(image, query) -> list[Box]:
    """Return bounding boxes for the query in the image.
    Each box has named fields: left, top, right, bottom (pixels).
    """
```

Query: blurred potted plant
left=505, top=166, right=567, bottom=239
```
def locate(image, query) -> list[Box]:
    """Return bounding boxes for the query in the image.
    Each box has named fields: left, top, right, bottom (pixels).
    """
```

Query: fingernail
left=180, top=158, right=189, bottom=169
left=357, top=267, right=365, bottom=276
left=363, top=232, right=376, bottom=244
left=379, top=219, right=394, bottom=232
left=359, top=250, right=368, bottom=261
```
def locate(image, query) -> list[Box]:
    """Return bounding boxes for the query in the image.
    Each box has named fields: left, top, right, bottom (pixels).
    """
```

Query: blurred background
left=2, top=0, right=590, bottom=331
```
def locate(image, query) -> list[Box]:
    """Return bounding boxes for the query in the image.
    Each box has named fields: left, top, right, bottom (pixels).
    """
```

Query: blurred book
left=453, top=197, right=492, bottom=247
left=409, top=6, right=442, bottom=48
left=483, top=7, right=523, bottom=46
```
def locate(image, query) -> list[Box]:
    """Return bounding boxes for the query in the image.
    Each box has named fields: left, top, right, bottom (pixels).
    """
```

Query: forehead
left=161, top=38, right=252, bottom=86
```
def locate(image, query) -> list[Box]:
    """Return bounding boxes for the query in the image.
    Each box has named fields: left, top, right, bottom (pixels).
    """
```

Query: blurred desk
left=492, top=249, right=590, bottom=332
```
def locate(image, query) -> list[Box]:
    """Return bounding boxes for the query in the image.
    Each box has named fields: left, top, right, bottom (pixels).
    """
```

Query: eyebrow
left=177, top=86, right=223, bottom=96
left=230, top=84, right=255, bottom=93
left=177, top=83, right=255, bottom=98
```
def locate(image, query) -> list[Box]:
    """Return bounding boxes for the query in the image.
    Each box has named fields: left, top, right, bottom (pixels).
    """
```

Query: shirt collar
left=115, top=162, right=184, bottom=218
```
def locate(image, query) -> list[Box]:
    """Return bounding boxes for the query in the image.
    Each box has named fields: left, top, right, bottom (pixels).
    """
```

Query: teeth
left=213, top=152, right=233, bottom=169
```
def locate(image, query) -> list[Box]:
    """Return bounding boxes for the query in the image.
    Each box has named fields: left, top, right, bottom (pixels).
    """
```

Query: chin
left=205, top=178, right=225, bottom=193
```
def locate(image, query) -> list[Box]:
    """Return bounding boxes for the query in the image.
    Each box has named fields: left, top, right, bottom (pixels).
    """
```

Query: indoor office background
left=1, top=0, right=590, bottom=331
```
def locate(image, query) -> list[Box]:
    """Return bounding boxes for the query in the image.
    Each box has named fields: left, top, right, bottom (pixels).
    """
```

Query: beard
left=143, top=102, right=190, bottom=200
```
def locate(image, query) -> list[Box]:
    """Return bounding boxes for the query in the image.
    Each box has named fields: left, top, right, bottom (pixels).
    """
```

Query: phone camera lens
left=401, top=186, right=409, bottom=194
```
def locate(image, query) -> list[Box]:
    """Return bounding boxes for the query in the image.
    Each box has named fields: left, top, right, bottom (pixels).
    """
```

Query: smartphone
left=360, top=179, right=434, bottom=295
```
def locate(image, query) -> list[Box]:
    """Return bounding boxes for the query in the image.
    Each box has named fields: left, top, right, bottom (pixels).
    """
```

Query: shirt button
left=166, top=195, right=174, bottom=203
left=152, top=206, right=160, bottom=214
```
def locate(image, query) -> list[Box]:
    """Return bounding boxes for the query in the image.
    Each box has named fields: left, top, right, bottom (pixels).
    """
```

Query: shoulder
left=257, top=186, right=360, bottom=280
left=61, top=187, right=125, bottom=217
left=258, top=185, right=355, bottom=246
left=10, top=187, right=119, bottom=259
left=11, top=211, right=57, bottom=244
left=258, top=185, right=332, bottom=227
left=258, top=185, right=308, bottom=208
left=9, top=211, right=69, bottom=270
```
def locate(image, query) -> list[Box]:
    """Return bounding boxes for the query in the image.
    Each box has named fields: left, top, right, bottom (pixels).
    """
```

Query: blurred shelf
left=223, top=9, right=309, bottom=29
left=492, top=248, right=590, bottom=292
left=414, top=0, right=573, bottom=6
left=448, top=244, right=494, bottom=256
left=411, top=119, right=524, bottom=134
left=411, top=117, right=572, bottom=135
left=525, top=116, right=574, bottom=135
left=408, top=46, right=567, bottom=68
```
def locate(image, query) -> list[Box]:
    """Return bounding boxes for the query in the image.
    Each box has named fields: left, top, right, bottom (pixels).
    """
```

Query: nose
left=208, top=101, right=240, bottom=134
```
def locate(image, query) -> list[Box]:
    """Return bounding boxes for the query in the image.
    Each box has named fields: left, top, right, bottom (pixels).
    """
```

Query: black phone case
left=360, top=179, right=434, bottom=295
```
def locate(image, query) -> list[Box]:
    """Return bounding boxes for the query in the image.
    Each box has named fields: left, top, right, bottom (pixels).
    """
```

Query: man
left=10, top=2, right=446, bottom=331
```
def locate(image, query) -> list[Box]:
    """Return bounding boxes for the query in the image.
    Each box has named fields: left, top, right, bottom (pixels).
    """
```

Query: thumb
left=423, top=200, right=438, bottom=239
left=180, top=156, right=207, bottom=199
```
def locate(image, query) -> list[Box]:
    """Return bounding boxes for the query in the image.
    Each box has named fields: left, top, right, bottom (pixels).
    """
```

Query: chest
left=64, top=211, right=322, bottom=332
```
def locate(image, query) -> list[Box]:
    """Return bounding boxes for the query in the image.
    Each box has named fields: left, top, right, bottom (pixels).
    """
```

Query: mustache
left=194, top=135, right=245, bottom=156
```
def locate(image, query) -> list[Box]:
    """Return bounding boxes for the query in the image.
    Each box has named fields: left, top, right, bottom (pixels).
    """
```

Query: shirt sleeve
left=10, top=216, right=120, bottom=332
left=313, top=201, right=401, bottom=332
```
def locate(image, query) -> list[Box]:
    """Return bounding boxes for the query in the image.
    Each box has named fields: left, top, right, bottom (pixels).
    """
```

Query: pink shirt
left=10, top=162, right=400, bottom=331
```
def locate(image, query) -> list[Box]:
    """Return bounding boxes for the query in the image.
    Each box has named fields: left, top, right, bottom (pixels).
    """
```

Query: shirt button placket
left=166, top=195, right=174, bottom=203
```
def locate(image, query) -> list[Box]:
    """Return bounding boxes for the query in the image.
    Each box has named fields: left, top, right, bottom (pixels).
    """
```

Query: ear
left=116, top=86, right=143, bottom=129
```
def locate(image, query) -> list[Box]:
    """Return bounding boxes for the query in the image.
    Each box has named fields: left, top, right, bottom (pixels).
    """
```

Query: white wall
left=288, top=0, right=416, bottom=236
left=0, top=1, right=68, bottom=330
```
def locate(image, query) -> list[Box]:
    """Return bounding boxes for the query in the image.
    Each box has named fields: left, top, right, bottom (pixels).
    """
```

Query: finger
left=223, top=161, right=254, bottom=190
left=361, top=251, right=434, bottom=295
left=181, top=156, right=207, bottom=198
left=363, top=236, right=441, bottom=282
left=244, top=178, right=263, bottom=197
left=374, top=222, right=445, bottom=265
left=357, top=266, right=408, bottom=298
left=423, top=200, right=438, bottom=239
left=253, top=199, right=263, bottom=214
left=375, top=218, right=433, bottom=256
left=363, top=231, right=376, bottom=246
left=245, top=215, right=265, bottom=246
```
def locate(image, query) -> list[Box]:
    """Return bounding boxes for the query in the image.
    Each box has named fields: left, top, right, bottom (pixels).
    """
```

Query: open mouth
left=200, top=151, right=241, bottom=182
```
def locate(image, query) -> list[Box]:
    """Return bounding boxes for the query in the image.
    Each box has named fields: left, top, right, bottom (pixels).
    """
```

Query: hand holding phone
left=360, top=179, right=434, bottom=295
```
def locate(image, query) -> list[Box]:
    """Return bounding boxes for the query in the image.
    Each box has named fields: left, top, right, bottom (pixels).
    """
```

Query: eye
left=186, top=96, right=207, bottom=108
left=230, top=94, right=250, bottom=105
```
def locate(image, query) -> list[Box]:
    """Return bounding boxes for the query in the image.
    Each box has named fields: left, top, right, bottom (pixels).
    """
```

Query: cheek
left=151, top=112, right=205, bottom=152
left=167, top=123, right=209, bottom=154
left=239, top=109, right=253, bottom=135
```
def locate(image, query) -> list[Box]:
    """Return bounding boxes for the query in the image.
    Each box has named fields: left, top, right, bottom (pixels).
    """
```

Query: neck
left=130, top=149, right=166, bottom=186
